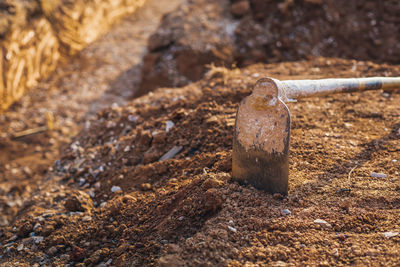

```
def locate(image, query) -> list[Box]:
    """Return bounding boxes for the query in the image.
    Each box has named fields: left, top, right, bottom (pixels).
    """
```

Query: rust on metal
left=233, top=78, right=290, bottom=194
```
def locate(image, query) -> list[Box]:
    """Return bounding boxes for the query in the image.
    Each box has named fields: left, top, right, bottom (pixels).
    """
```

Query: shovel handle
left=278, top=77, right=400, bottom=100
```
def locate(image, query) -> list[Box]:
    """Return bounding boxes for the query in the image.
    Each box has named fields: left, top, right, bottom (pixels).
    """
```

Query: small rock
left=47, top=246, right=58, bottom=255
left=271, top=261, right=287, bottom=267
left=140, top=183, right=152, bottom=191
left=111, top=186, right=122, bottom=193
left=228, top=226, right=237, bottom=233
left=337, top=188, right=351, bottom=194
left=17, top=221, right=33, bottom=237
left=165, top=120, right=175, bottom=133
left=82, top=216, right=92, bottom=222
left=314, top=219, right=331, bottom=228
left=281, top=209, right=291, bottom=216
left=128, top=115, right=138, bottom=122
left=159, top=146, right=183, bottom=161
left=79, top=178, right=86, bottom=186
left=23, top=166, right=32, bottom=176
left=370, top=172, right=387, bottom=178
left=123, top=146, right=130, bottom=152
left=332, top=248, right=339, bottom=257
left=17, top=244, right=24, bottom=251
left=33, top=223, right=41, bottom=231
left=230, top=0, right=250, bottom=17
left=383, top=231, right=399, bottom=239
left=33, top=236, right=44, bottom=244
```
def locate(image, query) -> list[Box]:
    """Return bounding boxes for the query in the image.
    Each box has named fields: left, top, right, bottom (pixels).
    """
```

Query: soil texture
left=0, top=0, right=400, bottom=266
left=1, top=58, right=400, bottom=266
left=139, top=0, right=400, bottom=93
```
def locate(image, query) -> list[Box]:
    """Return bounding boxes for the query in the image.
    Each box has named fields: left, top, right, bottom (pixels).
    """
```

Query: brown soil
left=1, top=0, right=400, bottom=266
left=0, top=0, right=182, bottom=230
left=1, top=58, right=400, bottom=266
left=139, top=0, right=400, bottom=93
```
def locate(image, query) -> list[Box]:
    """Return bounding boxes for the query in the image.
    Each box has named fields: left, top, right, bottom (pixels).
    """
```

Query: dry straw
left=0, top=0, right=146, bottom=112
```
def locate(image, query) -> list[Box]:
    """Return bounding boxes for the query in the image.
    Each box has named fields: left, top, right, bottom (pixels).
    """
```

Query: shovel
left=232, top=77, right=400, bottom=195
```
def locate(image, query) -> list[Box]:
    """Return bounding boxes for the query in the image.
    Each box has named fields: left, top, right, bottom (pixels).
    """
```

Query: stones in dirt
left=281, top=209, right=291, bottom=216
left=16, top=220, right=34, bottom=237
left=370, top=172, right=387, bottom=178
left=3, top=59, right=400, bottom=265
left=64, top=191, right=94, bottom=212
left=111, top=185, right=122, bottom=193
left=314, top=219, right=331, bottom=228
left=383, top=232, right=399, bottom=239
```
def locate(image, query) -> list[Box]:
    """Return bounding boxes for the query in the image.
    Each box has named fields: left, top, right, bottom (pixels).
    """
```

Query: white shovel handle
left=276, top=77, right=400, bottom=100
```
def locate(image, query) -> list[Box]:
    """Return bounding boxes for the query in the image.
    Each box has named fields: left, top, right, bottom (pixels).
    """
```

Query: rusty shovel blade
left=232, top=78, right=290, bottom=195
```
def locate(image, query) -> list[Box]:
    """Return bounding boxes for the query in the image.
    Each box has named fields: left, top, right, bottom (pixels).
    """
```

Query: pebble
left=337, top=188, right=351, bottom=194
left=17, top=244, right=24, bottom=251
left=140, top=183, right=152, bottom=191
left=47, top=246, right=58, bottom=255
left=165, top=120, right=175, bottom=132
left=33, top=236, right=44, bottom=244
left=111, top=186, right=122, bottom=193
left=228, top=226, right=237, bottom=233
left=128, top=115, right=138, bottom=122
left=332, top=248, right=339, bottom=257
left=281, top=209, right=291, bottom=216
left=82, top=215, right=92, bottom=222
left=383, top=231, right=398, bottom=239
left=159, top=146, right=183, bottom=161
left=370, top=172, right=387, bottom=178
left=79, top=178, right=86, bottom=186
left=124, top=146, right=130, bottom=152
left=314, top=219, right=331, bottom=228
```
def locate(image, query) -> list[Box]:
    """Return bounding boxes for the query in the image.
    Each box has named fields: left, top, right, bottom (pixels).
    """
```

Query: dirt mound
left=235, top=0, right=400, bottom=65
left=137, top=0, right=235, bottom=97
left=2, top=58, right=400, bottom=265
left=139, top=0, right=400, bottom=93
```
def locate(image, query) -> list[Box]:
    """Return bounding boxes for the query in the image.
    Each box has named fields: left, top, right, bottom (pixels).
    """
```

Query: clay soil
left=1, top=1, right=400, bottom=267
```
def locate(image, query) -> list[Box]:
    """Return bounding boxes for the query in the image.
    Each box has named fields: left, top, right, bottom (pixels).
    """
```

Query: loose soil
left=1, top=58, right=400, bottom=266
left=0, top=0, right=182, bottom=228
left=1, top=0, right=400, bottom=266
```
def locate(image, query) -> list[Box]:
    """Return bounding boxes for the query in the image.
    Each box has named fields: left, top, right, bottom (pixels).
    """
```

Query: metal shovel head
left=232, top=78, right=290, bottom=195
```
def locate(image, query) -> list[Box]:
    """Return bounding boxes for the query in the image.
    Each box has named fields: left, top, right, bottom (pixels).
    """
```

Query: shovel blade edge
left=232, top=140, right=289, bottom=195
